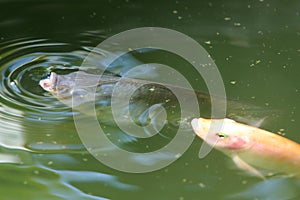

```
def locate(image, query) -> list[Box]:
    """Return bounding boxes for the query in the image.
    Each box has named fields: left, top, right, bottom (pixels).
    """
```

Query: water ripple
left=0, top=38, right=91, bottom=151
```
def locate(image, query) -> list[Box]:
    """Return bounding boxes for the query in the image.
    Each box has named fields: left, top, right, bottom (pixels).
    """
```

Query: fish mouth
left=191, top=117, right=222, bottom=141
left=191, top=118, right=200, bottom=132
left=39, top=72, right=57, bottom=91
left=191, top=118, right=210, bottom=134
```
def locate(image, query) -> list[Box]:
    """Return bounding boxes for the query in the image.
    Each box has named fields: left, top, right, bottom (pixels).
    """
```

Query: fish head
left=39, top=72, right=57, bottom=92
left=39, top=72, right=77, bottom=99
left=191, top=118, right=251, bottom=151
left=39, top=71, right=114, bottom=108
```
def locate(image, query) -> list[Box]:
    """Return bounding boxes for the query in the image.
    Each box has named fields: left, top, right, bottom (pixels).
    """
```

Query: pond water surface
left=0, top=0, right=300, bottom=199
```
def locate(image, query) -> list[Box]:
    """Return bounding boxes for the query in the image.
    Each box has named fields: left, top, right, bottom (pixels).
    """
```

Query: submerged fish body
left=191, top=118, right=300, bottom=178
left=39, top=71, right=214, bottom=118
left=39, top=71, right=208, bottom=104
left=39, top=71, right=266, bottom=114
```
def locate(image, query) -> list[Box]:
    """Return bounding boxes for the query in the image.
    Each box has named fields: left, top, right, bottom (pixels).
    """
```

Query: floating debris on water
left=198, top=182, right=206, bottom=188
left=47, top=161, right=54, bottom=165
left=250, top=60, right=262, bottom=67
left=230, top=80, right=237, bottom=85
left=277, top=128, right=286, bottom=136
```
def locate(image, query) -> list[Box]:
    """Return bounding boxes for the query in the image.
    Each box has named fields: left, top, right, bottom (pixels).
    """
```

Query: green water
left=0, top=0, right=300, bottom=199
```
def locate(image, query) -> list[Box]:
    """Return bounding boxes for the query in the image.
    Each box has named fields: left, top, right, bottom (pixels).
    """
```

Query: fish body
left=39, top=71, right=269, bottom=120
left=39, top=71, right=210, bottom=106
left=191, top=118, right=300, bottom=178
left=39, top=71, right=219, bottom=123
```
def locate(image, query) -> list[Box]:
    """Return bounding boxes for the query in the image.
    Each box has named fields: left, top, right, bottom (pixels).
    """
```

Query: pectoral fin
left=232, top=155, right=265, bottom=180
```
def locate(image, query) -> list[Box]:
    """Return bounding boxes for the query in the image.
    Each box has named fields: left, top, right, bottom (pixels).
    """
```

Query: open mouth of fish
left=39, top=72, right=57, bottom=92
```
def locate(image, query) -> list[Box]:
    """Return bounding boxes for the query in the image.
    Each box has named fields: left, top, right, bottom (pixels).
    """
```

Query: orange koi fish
left=191, top=118, right=300, bottom=178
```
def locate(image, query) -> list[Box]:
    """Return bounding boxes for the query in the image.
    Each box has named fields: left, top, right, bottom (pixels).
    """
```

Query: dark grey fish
left=39, top=71, right=276, bottom=127
left=39, top=71, right=212, bottom=109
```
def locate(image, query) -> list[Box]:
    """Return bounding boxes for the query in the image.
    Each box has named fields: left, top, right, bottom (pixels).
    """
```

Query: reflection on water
left=230, top=177, right=300, bottom=200
left=0, top=38, right=87, bottom=152
left=0, top=163, right=137, bottom=200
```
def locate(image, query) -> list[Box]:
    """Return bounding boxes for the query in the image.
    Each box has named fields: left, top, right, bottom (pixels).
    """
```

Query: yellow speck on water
left=204, top=41, right=211, bottom=45
left=173, top=10, right=178, bottom=14
left=230, top=80, right=237, bottom=85
left=34, top=170, right=39, bottom=175
left=277, top=131, right=286, bottom=136
left=234, top=22, right=241, bottom=27
left=255, top=60, right=261, bottom=64
left=182, top=178, right=187, bottom=183
left=224, top=17, right=231, bottom=21
left=267, top=172, right=275, bottom=176
left=82, top=158, right=88, bottom=162
left=277, top=128, right=286, bottom=136
left=198, top=182, right=205, bottom=188
left=149, top=87, right=155, bottom=92
left=47, top=161, right=53, bottom=165
left=265, top=102, right=269, bottom=106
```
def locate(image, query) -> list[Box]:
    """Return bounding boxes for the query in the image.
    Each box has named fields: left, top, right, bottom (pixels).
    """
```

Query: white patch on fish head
left=39, top=72, right=57, bottom=92
left=191, top=118, right=212, bottom=139
left=191, top=118, right=250, bottom=151
left=40, top=72, right=75, bottom=99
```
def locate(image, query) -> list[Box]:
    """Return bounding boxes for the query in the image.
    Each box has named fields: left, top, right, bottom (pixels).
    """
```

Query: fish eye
left=215, top=132, right=229, bottom=138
